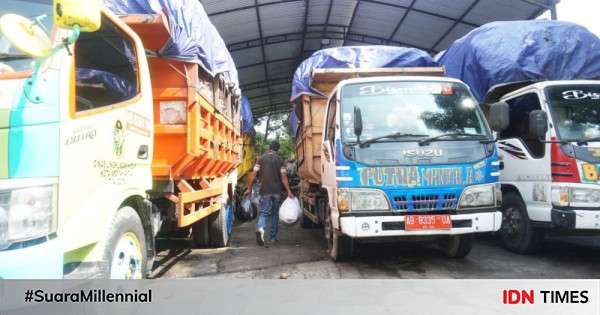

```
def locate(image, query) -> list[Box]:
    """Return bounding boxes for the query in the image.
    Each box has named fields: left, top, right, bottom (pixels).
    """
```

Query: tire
left=301, top=212, right=316, bottom=229
left=324, top=205, right=353, bottom=261
left=101, top=207, right=147, bottom=279
left=439, top=234, right=473, bottom=258
left=208, top=207, right=230, bottom=247
left=299, top=196, right=314, bottom=228
left=192, top=219, right=210, bottom=247
left=499, top=192, right=544, bottom=254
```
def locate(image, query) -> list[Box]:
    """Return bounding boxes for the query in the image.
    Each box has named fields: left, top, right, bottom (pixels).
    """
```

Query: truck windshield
left=340, top=81, right=489, bottom=143
left=0, top=0, right=53, bottom=74
left=546, top=84, right=600, bottom=142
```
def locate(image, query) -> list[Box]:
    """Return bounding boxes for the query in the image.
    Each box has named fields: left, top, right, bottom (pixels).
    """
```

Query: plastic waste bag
left=235, top=184, right=260, bottom=222
left=236, top=195, right=258, bottom=222
left=279, top=197, right=301, bottom=225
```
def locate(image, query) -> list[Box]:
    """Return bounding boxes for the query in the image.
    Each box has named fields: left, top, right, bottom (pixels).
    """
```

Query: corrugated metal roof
left=201, top=0, right=558, bottom=118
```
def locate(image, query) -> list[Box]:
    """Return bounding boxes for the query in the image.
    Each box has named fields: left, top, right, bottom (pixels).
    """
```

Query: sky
left=539, top=0, right=600, bottom=35
left=255, top=0, right=600, bottom=136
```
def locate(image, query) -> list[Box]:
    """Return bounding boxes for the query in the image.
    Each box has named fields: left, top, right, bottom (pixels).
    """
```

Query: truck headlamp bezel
left=551, top=185, right=600, bottom=208
left=337, top=188, right=391, bottom=212
left=457, top=183, right=496, bottom=209
left=0, top=178, right=58, bottom=250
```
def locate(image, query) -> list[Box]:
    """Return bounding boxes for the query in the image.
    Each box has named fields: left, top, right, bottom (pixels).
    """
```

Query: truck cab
left=488, top=80, right=600, bottom=253
left=0, top=0, right=240, bottom=279
left=0, top=1, right=154, bottom=278
left=319, top=74, right=503, bottom=260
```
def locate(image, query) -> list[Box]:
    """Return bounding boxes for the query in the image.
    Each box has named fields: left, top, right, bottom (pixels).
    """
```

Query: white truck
left=487, top=81, right=600, bottom=253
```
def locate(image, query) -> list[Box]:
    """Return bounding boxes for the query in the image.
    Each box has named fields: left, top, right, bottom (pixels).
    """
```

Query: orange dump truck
left=0, top=1, right=241, bottom=278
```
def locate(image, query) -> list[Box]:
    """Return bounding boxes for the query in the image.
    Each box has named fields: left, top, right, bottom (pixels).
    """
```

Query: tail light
left=550, top=139, right=580, bottom=183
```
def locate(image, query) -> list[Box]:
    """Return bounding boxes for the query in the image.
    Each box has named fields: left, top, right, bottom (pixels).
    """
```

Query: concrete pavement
left=151, top=221, right=600, bottom=279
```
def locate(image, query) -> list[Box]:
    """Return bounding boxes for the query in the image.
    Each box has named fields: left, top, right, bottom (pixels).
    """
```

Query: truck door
left=497, top=92, right=551, bottom=221
left=322, top=93, right=338, bottom=189
left=58, top=13, right=153, bottom=252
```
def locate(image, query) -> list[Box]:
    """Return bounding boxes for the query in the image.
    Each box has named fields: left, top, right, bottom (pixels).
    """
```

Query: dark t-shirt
left=256, top=151, right=285, bottom=195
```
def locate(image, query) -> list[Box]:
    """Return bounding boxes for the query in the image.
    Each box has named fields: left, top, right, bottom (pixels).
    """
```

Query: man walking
left=245, top=141, right=294, bottom=246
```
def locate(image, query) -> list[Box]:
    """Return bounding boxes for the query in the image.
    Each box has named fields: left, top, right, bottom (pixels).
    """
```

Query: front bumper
left=0, top=237, right=63, bottom=279
left=551, top=208, right=600, bottom=230
left=339, top=209, right=502, bottom=238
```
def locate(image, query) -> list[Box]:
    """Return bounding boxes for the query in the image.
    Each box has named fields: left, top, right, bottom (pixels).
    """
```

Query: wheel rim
left=110, top=232, right=143, bottom=279
left=502, top=206, right=522, bottom=239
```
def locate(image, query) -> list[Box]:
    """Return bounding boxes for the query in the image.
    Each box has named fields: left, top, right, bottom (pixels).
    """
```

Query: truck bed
left=121, top=13, right=242, bottom=227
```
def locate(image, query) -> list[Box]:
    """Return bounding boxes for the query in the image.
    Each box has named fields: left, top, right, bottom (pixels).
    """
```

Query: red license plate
left=405, top=215, right=452, bottom=231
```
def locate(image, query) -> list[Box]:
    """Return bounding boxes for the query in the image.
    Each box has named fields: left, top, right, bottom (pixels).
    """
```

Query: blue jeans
left=257, top=194, right=283, bottom=241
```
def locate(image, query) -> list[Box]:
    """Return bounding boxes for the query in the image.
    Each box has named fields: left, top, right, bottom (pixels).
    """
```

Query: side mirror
left=489, top=101, right=510, bottom=132
left=54, top=0, right=102, bottom=32
left=353, top=106, right=363, bottom=140
left=0, top=14, right=52, bottom=58
left=529, top=110, right=548, bottom=139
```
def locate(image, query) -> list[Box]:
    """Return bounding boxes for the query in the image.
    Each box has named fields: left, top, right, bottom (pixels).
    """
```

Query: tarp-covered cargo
left=104, top=0, right=239, bottom=86
left=438, top=20, right=600, bottom=102
left=291, top=45, right=438, bottom=102
left=290, top=45, right=438, bottom=138
left=241, top=96, right=255, bottom=135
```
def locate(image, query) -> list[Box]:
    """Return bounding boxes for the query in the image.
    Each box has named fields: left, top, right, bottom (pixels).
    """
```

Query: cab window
left=325, top=93, right=337, bottom=143
left=499, top=92, right=545, bottom=158
left=74, top=15, right=138, bottom=112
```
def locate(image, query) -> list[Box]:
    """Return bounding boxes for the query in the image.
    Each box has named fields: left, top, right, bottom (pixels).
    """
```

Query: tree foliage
left=253, top=113, right=294, bottom=160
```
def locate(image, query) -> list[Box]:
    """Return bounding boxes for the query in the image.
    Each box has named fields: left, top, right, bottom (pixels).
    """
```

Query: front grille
left=412, top=194, right=438, bottom=210
left=395, top=196, right=408, bottom=210
left=392, top=193, right=458, bottom=211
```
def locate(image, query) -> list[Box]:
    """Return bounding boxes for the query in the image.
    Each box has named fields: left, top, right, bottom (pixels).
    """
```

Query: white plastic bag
left=279, top=197, right=301, bottom=225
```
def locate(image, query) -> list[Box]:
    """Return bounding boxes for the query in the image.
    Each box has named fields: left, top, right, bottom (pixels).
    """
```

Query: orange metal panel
left=120, top=14, right=171, bottom=52
left=177, top=202, right=221, bottom=228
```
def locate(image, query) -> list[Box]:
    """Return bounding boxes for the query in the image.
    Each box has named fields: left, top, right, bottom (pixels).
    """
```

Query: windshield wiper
left=358, top=132, right=428, bottom=148
left=0, top=53, right=31, bottom=61
left=419, top=132, right=491, bottom=146
left=561, top=137, right=600, bottom=146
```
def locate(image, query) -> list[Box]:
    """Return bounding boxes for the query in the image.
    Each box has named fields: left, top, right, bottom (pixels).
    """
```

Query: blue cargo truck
left=291, top=46, right=506, bottom=260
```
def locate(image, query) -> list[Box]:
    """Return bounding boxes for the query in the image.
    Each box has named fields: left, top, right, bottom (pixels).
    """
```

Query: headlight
left=0, top=179, right=58, bottom=250
left=458, top=184, right=495, bottom=209
left=337, top=188, right=390, bottom=212
left=551, top=186, right=600, bottom=207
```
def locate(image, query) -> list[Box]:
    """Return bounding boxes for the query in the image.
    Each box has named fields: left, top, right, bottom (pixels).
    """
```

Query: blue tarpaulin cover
left=103, top=0, right=238, bottom=86
left=289, top=45, right=437, bottom=137
left=291, top=46, right=438, bottom=102
left=76, top=68, right=136, bottom=101
left=241, top=96, right=255, bottom=135
left=438, top=20, right=600, bottom=102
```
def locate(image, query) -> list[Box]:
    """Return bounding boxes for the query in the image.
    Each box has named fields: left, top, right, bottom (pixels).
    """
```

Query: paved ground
left=150, top=221, right=600, bottom=279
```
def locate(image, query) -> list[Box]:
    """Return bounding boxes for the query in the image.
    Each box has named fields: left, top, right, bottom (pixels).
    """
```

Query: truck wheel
left=299, top=197, right=314, bottom=228
left=439, top=234, right=473, bottom=258
left=192, top=219, right=210, bottom=247
left=500, top=192, right=544, bottom=254
left=102, top=207, right=147, bottom=279
left=208, top=206, right=231, bottom=247
left=324, top=206, right=353, bottom=261
left=301, top=213, right=316, bottom=229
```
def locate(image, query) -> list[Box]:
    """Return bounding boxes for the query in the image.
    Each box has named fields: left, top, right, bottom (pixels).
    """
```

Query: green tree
left=253, top=112, right=294, bottom=160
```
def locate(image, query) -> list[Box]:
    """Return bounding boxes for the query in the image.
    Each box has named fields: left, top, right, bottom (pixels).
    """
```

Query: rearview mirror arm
left=59, top=25, right=80, bottom=56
